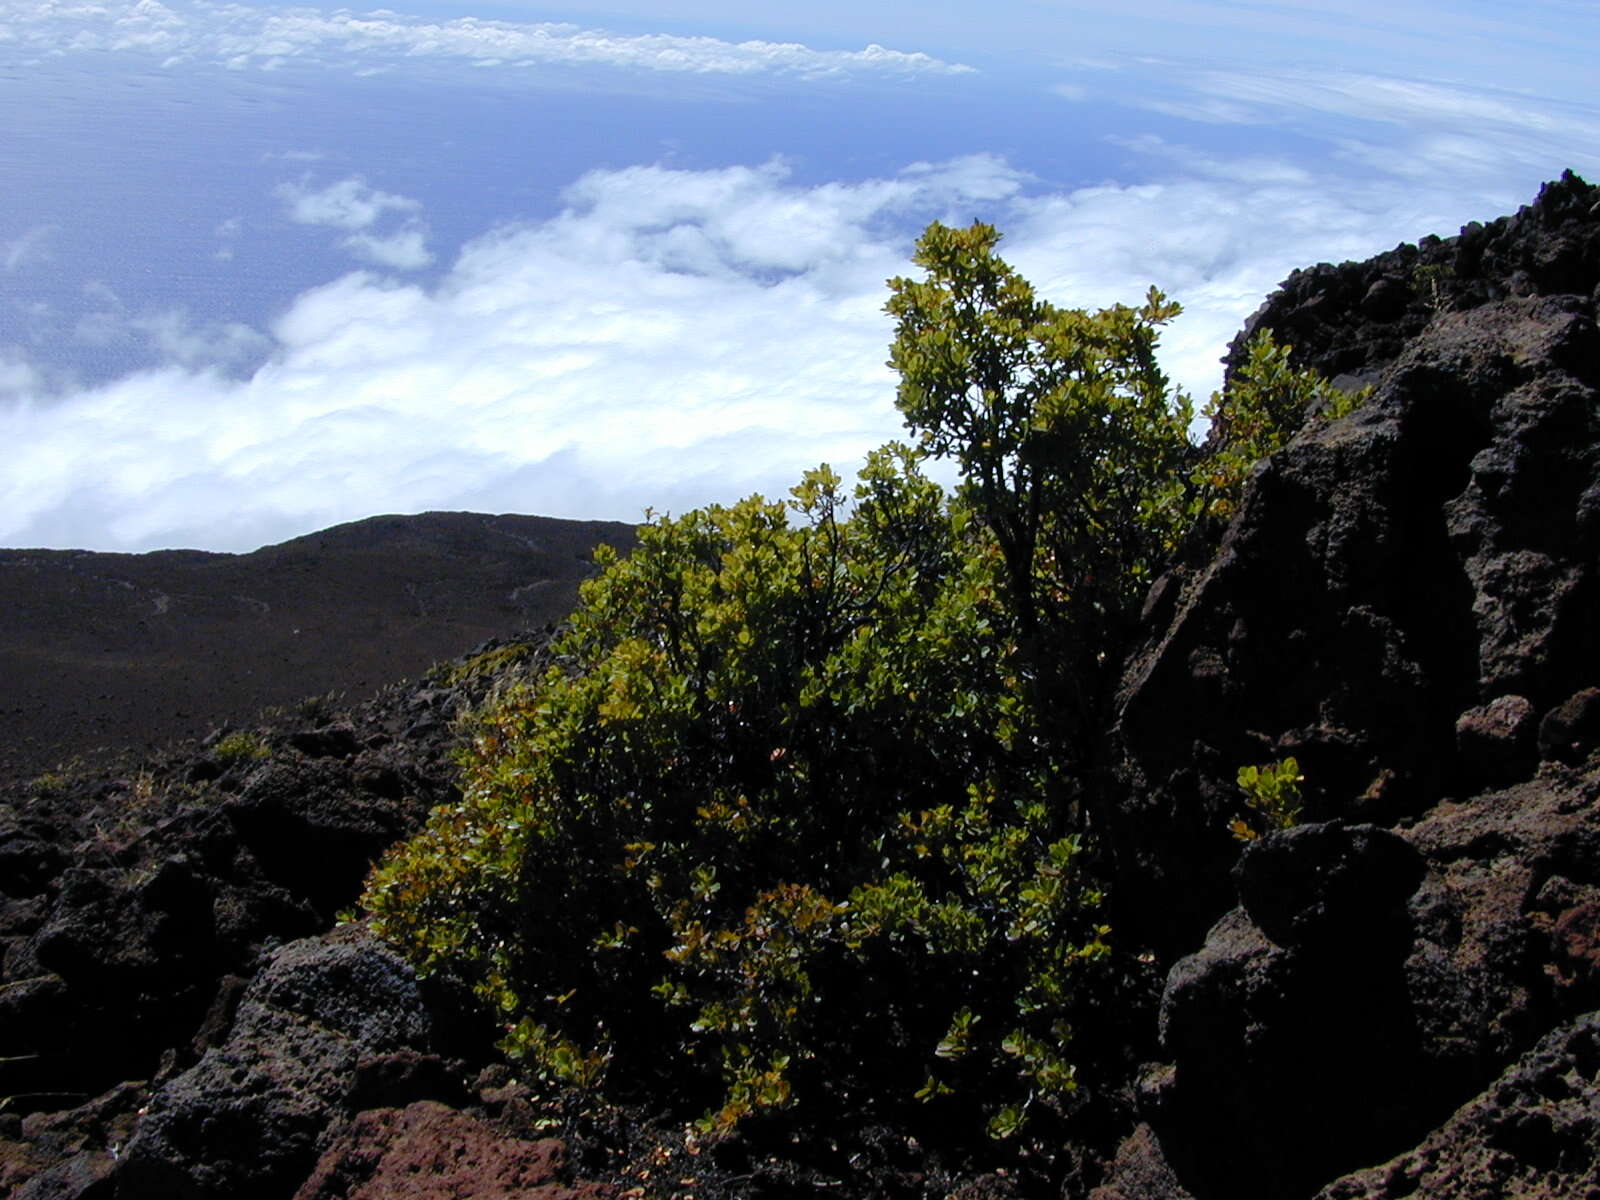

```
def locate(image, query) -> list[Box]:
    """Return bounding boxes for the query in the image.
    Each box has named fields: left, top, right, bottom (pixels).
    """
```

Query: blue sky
left=3, top=0, right=1598, bottom=551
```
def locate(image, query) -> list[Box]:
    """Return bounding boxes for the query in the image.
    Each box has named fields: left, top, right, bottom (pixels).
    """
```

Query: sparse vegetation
left=1412, top=262, right=1456, bottom=314
left=212, top=730, right=271, bottom=768
left=1229, top=757, right=1305, bottom=842
left=27, top=765, right=78, bottom=799
left=1196, top=331, right=1371, bottom=525
left=434, top=640, right=542, bottom=686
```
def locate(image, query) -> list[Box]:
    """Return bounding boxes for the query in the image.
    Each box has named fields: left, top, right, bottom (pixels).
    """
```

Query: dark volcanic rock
left=1233, top=822, right=1422, bottom=951
left=1455, top=694, right=1539, bottom=786
left=118, top=929, right=433, bottom=1200
left=1156, top=900, right=1429, bottom=1199
left=11, top=1150, right=118, bottom=1199
left=1225, top=170, right=1600, bottom=387
left=223, top=756, right=420, bottom=916
left=1538, top=687, right=1600, bottom=765
left=1148, top=763, right=1600, bottom=1199
left=1315, top=1011, right=1600, bottom=1200
left=1087, top=1124, right=1196, bottom=1200
left=1113, top=291, right=1600, bottom=956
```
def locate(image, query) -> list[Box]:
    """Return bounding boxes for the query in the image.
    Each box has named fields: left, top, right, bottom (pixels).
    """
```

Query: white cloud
left=278, top=176, right=433, bottom=270
left=0, top=150, right=1529, bottom=553
left=0, top=350, right=44, bottom=400
left=131, top=311, right=273, bottom=369
left=64, top=284, right=270, bottom=371
left=3, top=225, right=56, bottom=271
left=1095, top=61, right=1600, bottom=184
left=5, top=0, right=972, bottom=82
left=277, top=177, right=420, bottom=232
left=342, top=228, right=434, bottom=271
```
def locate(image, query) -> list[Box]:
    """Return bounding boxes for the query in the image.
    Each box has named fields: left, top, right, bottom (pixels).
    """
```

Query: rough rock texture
left=1114, top=289, right=1600, bottom=955
left=117, top=929, right=433, bottom=1199
left=1224, top=169, right=1600, bottom=390
left=293, top=1101, right=615, bottom=1200
left=0, top=654, right=514, bottom=1133
left=0, top=641, right=547, bottom=1196
left=1145, top=759, right=1600, bottom=1199
left=1315, top=1011, right=1600, bottom=1200
left=1086, top=1123, right=1196, bottom=1200
left=1094, top=173, right=1600, bottom=1200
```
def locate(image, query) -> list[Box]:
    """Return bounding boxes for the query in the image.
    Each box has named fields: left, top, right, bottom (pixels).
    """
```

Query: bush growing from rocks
left=362, top=221, right=1344, bottom=1150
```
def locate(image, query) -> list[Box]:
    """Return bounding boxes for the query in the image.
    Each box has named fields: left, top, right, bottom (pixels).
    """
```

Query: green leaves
left=362, top=444, right=1109, bottom=1142
left=1230, top=756, right=1306, bottom=842
left=886, top=222, right=1197, bottom=741
left=361, top=218, right=1356, bottom=1156
left=1196, top=331, right=1370, bottom=525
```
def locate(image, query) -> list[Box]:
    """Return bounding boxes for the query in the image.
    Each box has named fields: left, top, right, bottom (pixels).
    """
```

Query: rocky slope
left=0, top=511, right=635, bottom=787
left=3, top=175, right=1599, bottom=1199
left=1101, top=171, right=1600, bottom=1199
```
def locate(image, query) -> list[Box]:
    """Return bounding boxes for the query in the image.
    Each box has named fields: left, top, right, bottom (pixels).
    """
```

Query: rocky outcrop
left=1149, top=760, right=1600, bottom=1196
left=0, top=645, right=536, bottom=1196
left=1314, top=1011, right=1600, bottom=1200
left=1224, top=170, right=1600, bottom=390
left=118, top=930, right=435, bottom=1199
left=1112, top=290, right=1600, bottom=955
left=1091, top=175, right=1600, bottom=1200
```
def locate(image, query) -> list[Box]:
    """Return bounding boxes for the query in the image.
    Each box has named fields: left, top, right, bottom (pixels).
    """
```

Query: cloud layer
left=6, top=1, right=1597, bottom=554
left=0, top=151, right=1529, bottom=553
left=1, top=0, right=971, bottom=80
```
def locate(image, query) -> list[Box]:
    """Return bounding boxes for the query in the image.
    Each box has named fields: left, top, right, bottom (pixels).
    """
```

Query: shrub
left=1194, top=331, right=1370, bottom=524
left=361, top=220, right=1349, bottom=1151
left=887, top=221, right=1195, bottom=735
left=366, top=452, right=1110, bottom=1139
left=213, top=730, right=270, bottom=768
left=1229, top=757, right=1305, bottom=842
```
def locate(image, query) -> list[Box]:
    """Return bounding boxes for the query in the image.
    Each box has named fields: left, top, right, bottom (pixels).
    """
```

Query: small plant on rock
left=1195, top=332, right=1370, bottom=525
left=213, top=731, right=270, bottom=768
left=1229, top=757, right=1305, bottom=842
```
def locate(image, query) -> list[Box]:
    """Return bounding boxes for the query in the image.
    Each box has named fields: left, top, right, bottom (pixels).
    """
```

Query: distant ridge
left=0, top=511, right=635, bottom=784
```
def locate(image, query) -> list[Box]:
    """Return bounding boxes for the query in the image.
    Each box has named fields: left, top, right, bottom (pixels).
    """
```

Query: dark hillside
left=0, top=511, right=634, bottom=786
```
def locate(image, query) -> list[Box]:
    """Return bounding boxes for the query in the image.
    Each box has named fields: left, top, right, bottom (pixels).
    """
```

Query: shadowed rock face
left=1313, top=1011, right=1600, bottom=1200
left=1112, top=292, right=1600, bottom=958
left=0, top=510, right=634, bottom=786
left=1097, top=172, right=1600, bottom=1200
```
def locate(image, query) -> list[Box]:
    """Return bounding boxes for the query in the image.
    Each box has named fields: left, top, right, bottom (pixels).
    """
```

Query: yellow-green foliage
left=363, top=221, right=1349, bottom=1148
left=435, top=641, right=540, bottom=686
left=28, top=764, right=79, bottom=798
left=213, top=731, right=270, bottom=768
left=1196, top=332, right=1370, bottom=523
left=367, top=451, right=1109, bottom=1137
left=1229, top=757, right=1305, bottom=842
left=887, top=222, right=1195, bottom=717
